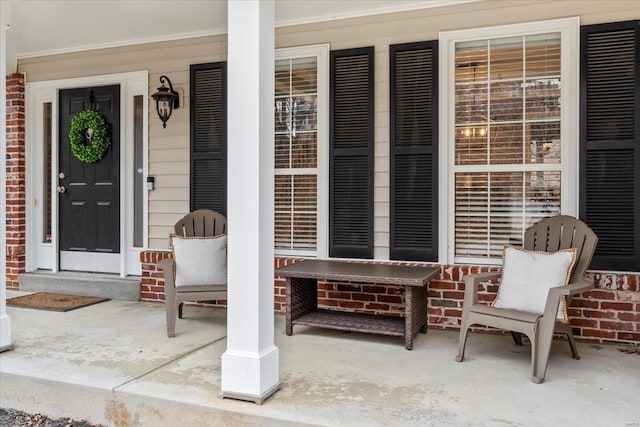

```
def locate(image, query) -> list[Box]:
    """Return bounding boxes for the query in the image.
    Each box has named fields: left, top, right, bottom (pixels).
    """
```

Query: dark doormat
left=7, top=292, right=109, bottom=312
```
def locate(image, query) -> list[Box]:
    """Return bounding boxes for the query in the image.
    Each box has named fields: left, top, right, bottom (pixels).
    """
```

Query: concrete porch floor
left=1, top=290, right=638, bottom=427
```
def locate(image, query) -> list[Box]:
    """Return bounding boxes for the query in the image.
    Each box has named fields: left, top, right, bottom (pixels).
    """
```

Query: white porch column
left=0, top=1, right=13, bottom=352
left=221, top=0, right=280, bottom=403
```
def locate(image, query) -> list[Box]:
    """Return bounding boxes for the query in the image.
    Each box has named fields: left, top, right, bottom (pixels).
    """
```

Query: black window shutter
left=580, top=20, right=640, bottom=272
left=190, top=62, right=227, bottom=215
left=330, top=47, right=374, bottom=259
left=389, top=41, right=438, bottom=262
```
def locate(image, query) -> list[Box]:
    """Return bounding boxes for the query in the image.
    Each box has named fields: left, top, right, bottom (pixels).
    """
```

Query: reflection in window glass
left=133, top=95, right=144, bottom=248
left=274, top=57, right=318, bottom=254
left=42, top=103, right=52, bottom=243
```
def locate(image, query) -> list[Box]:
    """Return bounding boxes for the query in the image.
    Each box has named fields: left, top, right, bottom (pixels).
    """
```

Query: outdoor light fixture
left=151, top=75, right=179, bottom=128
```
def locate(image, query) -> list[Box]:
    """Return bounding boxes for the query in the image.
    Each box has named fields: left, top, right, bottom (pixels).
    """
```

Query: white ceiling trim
left=15, top=27, right=228, bottom=60
left=14, top=0, right=483, bottom=60
left=274, top=0, right=481, bottom=28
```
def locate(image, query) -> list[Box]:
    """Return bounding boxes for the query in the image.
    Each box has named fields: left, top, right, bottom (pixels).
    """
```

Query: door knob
left=57, top=186, right=66, bottom=194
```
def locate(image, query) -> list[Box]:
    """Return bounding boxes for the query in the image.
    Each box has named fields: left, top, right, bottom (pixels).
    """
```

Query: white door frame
left=25, top=71, right=148, bottom=277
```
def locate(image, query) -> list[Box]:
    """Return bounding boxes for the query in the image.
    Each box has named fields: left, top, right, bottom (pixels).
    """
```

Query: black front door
left=58, top=85, right=120, bottom=272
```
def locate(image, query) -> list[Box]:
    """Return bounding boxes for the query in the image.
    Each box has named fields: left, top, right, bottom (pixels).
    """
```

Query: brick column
left=5, top=73, right=25, bottom=289
left=139, top=250, right=172, bottom=301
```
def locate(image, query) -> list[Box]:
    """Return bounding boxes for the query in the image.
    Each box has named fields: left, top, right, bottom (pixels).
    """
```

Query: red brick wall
left=282, top=259, right=640, bottom=346
left=272, top=259, right=503, bottom=318
left=569, top=273, right=640, bottom=343
left=140, top=252, right=640, bottom=345
left=139, top=250, right=172, bottom=301
left=5, top=74, right=26, bottom=289
left=273, top=258, right=415, bottom=316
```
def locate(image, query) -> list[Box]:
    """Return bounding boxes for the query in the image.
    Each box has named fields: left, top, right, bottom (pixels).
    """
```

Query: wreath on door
left=69, top=110, right=110, bottom=163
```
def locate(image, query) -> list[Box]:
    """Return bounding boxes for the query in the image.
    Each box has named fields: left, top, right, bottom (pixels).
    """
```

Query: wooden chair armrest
left=158, top=258, right=174, bottom=271
left=159, top=258, right=176, bottom=288
left=542, top=280, right=595, bottom=320
left=463, top=271, right=501, bottom=306
left=561, top=280, right=595, bottom=295
left=464, top=271, right=501, bottom=284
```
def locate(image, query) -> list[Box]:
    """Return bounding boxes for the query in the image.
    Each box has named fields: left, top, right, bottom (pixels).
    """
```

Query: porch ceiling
left=7, top=0, right=478, bottom=58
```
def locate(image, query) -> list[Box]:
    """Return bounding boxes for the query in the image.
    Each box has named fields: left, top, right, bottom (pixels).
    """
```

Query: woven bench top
left=275, top=259, right=440, bottom=287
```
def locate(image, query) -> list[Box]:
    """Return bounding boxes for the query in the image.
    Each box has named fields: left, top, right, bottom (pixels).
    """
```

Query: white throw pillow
left=493, top=245, right=577, bottom=320
left=171, top=235, right=227, bottom=287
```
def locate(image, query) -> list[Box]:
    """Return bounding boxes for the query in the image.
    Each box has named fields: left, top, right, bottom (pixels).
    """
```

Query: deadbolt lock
left=58, top=172, right=65, bottom=179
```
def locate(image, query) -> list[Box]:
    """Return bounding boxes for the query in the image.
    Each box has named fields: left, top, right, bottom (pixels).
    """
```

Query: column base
left=220, top=345, right=280, bottom=404
left=220, top=381, right=281, bottom=405
left=0, top=313, right=12, bottom=352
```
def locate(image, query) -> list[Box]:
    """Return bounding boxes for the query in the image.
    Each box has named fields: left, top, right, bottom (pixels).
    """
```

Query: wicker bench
left=275, top=260, right=440, bottom=350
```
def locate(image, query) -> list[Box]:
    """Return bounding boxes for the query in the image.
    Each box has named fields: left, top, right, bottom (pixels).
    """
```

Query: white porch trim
left=0, top=2, right=13, bottom=352
left=221, top=0, right=280, bottom=403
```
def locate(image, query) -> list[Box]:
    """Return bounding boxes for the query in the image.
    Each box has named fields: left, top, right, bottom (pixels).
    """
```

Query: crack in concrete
left=111, top=335, right=226, bottom=392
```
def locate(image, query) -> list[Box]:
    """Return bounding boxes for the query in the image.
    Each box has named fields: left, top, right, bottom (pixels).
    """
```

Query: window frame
left=439, top=17, right=580, bottom=265
left=274, top=44, right=330, bottom=259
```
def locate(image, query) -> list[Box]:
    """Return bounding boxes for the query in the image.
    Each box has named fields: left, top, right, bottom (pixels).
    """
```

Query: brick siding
left=140, top=252, right=640, bottom=346
left=139, top=250, right=172, bottom=301
left=5, top=74, right=26, bottom=289
left=569, top=274, right=640, bottom=343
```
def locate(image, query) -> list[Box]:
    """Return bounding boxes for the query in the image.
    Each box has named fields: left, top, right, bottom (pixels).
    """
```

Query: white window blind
left=274, top=57, right=319, bottom=255
left=453, top=33, right=563, bottom=261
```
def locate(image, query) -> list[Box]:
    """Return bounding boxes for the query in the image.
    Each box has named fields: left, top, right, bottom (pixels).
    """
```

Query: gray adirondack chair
left=456, top=215, right=598, bottom=383
left=159, top=209, right=227, bottom=337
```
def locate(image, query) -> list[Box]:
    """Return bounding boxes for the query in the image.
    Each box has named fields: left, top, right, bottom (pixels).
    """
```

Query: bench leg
left=405, top=285, right=428, bottom=350
left=286, top=277, right=318, bottom=336
left=286, top=278, right=293, bottom=336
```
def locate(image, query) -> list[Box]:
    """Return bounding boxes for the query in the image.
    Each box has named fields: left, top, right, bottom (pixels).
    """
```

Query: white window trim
left=274, top=44, right=329, bottom=259
left=123, top=82, right=149, bottom=275
left=438, top=17, right=580, bottom=265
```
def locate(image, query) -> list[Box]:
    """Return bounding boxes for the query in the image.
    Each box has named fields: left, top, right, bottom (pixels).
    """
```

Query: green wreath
left=69, top=110, right=110, bottom=163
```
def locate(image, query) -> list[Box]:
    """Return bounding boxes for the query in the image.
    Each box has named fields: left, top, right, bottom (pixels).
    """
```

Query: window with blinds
left=274, top=56, right=320, bottom=256
left=190, top=62, right=226, bottom=214
left=580, top=20, right=639, bottom=272
left=453, top=33, right=563, bottom=261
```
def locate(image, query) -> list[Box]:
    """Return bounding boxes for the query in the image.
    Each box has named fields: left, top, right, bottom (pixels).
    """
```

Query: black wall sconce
left=151, top=75, right=179, bottom=128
